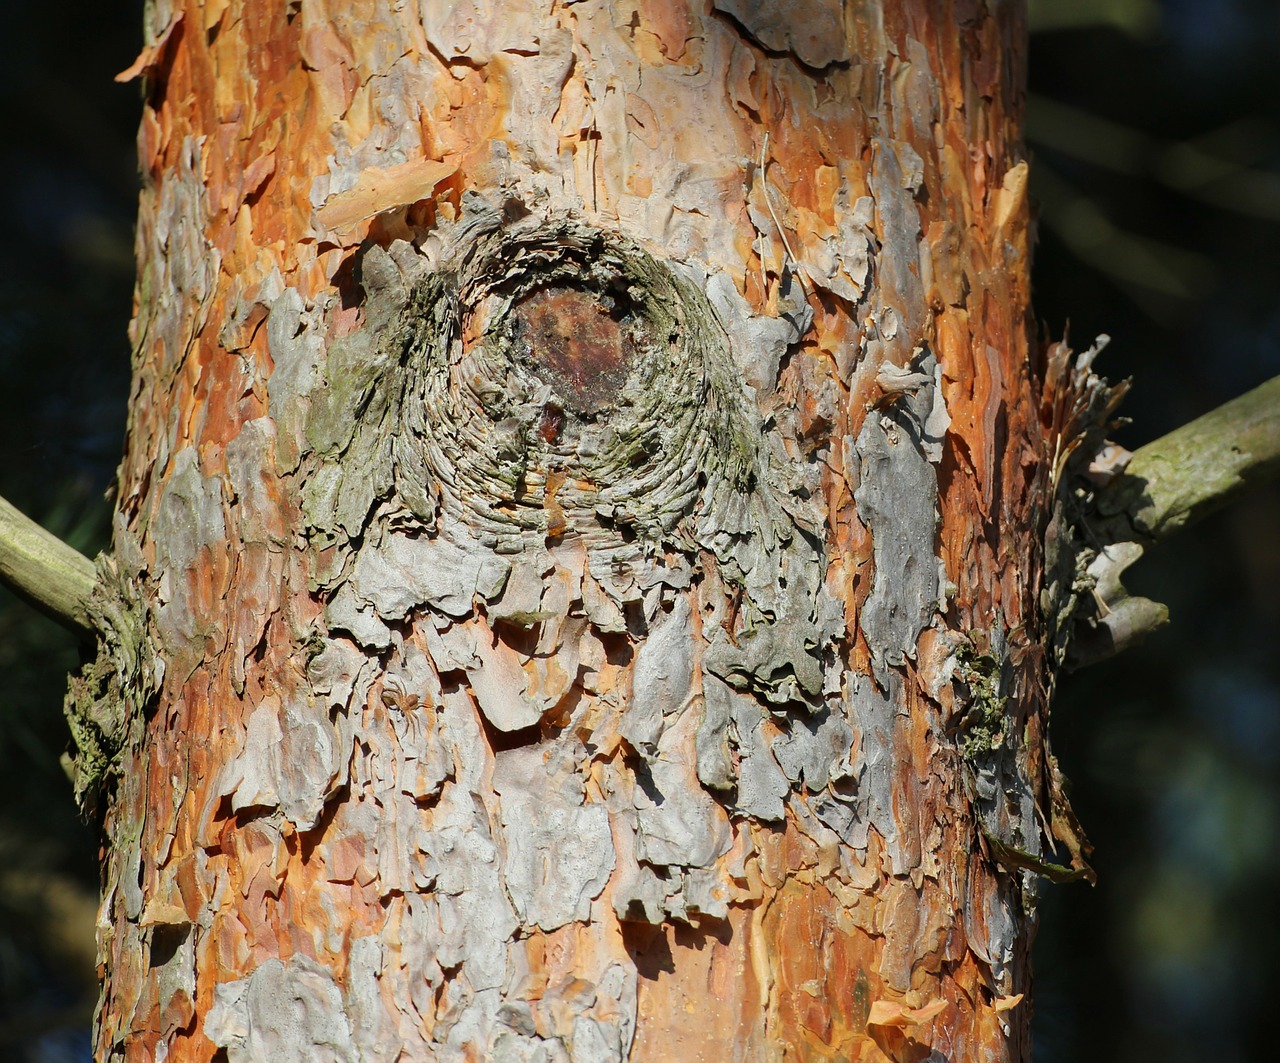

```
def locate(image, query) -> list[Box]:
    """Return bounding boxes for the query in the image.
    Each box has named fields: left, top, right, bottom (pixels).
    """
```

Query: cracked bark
left=50, top=1, right=1209, bottom=1060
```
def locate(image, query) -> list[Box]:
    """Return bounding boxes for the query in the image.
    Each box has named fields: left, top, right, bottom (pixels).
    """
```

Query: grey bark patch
left=892, top=37, right=941, bottom=144
left=381, top=799, right=424, bottom=895
left=712, top=0, right=851, bottom=69
left=611, top=860, right=669, bottom=925
left=618, top=596, right=694, bottom=753
left=633, top=708, right=733, bottom=867
left=676, top=866, right=731, bottom=923
left=138, top=136, right=218, bottom=379
left=221, top=698, right=284, bottom=813
left=277, top=693, right=347, bottom=830
left=695, top=671, right=736, bottom=792
left=493, top=746, right=614, bottom=931
left=352, top=531, right=511, bottom=621
left=703, top=617, right=824, bottom=708
left=569, top=1014, right=625, bottom=1063
left=120, top=830, right=145, bottom=922
left=611, top=858, right=730, bottom=927
left=265, top=285, right=327, bottom=474
left=221, top=267, right=284, bottom=354
left=496, top=1001, right=539, bottom=1039
left=307, top=636, right=375, bottom=714
left=705, top=271, right=808, bottom=395
left=323, top=435, right=395, bottom=542
left=846, top=671, right=919, bottom=874
left=152, top=447, right=226, bottom=649
left=922, top=355, right=952, bottom=462
left=489, top=975, right=631, bottom=1063
left=806, top=789, right=862, bottom=846
left=699, top=672, right=791, bottom=820
left=226, top=418, right=282, bottom=543
left=731, top=711, right=790, bottom=823
left=152, top=922, right=195, bottom=1039
left=491, top=1032, right=572, bottom=1063
left=854, top=383, right=941, bottom=685
left=205, top=954, right=356, bottom=1063
left=377, top=647, right=452, bottom=802
left=216, top=692, right=347, bottom=830
left=964, top=855, right=1020, bottom=990
left=300, top=250, right=407, bottom=540
left=419, top=806, right=518, bottom=991
left=772, top=707, right=855, bottom=791
left=868, top=138, right=927, bottom=335
left=325, top=582, right=393, bottom=650
left=440, top=623, right=543, bottom=732
left=345, top=937, right=403, bottom=1063
left=488, top=557, right=549, bottom=625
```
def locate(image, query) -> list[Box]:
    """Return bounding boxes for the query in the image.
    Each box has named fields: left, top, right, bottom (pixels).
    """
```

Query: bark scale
left=76, top=1, right=1098, bottom=1059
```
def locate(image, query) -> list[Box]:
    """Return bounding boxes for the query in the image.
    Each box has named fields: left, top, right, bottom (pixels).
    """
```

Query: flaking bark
left=77, top=2, right=1120, bottom=1060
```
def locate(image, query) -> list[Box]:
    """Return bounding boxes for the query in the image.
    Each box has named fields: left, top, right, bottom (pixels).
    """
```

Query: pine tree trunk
left=74, top=2, right=1090, bottom=1059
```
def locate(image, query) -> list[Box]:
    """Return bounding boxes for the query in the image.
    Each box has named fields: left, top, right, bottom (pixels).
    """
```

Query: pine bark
left=76, top=1, right=1096, bottom=1059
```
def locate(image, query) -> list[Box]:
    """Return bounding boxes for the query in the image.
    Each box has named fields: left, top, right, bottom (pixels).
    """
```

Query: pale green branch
left=1069, top=374, right=1280, bottom=669
left=1098, top=374, right=1280, bottom=541
left=1029, top=0, right=1160, bottom=38
left=0, top=495, right=97, bottom=639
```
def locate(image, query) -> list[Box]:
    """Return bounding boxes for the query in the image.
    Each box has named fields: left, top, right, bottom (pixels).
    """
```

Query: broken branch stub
left=292, top=206, right=847, bottom=948
left=1045, top=357, right=1280, bottom=671
left=395, top=222, right=728, bottom=550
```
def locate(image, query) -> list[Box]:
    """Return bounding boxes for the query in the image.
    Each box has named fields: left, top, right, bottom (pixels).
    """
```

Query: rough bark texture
left=74, top=1, right=1105, bottom=1059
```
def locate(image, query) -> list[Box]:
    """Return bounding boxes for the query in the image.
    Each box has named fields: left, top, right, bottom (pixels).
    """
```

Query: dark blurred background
left=0, top=1, right=1277, bottom=1060
left=0, top=2, right=138, bottom=1060
left=1027, top=3, right=1280, bottom=1062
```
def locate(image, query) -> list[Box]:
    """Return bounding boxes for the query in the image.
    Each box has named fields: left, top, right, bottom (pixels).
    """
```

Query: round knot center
left=512, top=287, right=638, bottom=413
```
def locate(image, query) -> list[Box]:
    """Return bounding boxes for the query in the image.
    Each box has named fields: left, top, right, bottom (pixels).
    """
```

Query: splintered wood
left=84, top=1, right=1079, bottom=1060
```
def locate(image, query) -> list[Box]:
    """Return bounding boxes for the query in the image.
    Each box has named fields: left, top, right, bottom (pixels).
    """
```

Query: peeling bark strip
left=91, top=1, right=1087, bottom=1060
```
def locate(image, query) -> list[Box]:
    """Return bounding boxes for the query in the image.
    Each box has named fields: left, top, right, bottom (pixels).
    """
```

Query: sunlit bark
left=74, top=2, right=1098, bottom=1060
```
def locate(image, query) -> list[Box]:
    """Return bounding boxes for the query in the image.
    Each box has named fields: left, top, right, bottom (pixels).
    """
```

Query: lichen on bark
left=195, top=196, right=878, bottom=1053
left=63, top=534, right=163, bottom=811
left=86, top=1, right=1101, bottom=1057
left=300, top=196, right=850, bottom=833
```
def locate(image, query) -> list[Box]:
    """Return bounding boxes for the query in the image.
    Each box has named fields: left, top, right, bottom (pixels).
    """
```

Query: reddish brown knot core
left=538, top=404, right=565, bottom=444
left=512, top=287, right=639, bottom=413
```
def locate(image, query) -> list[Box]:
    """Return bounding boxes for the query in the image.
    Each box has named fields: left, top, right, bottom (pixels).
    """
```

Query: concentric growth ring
left=394, top=220, right=732, bottom=554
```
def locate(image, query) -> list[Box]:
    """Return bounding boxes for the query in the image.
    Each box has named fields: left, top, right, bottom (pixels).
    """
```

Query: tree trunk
left=74, top=1, right=1099, bottom=1059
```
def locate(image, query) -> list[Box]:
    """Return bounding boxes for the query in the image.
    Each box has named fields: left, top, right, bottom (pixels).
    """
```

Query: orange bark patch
left=315, top=158, right=458, bottom=239
left=866, top=998, right=950, bottom=1063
